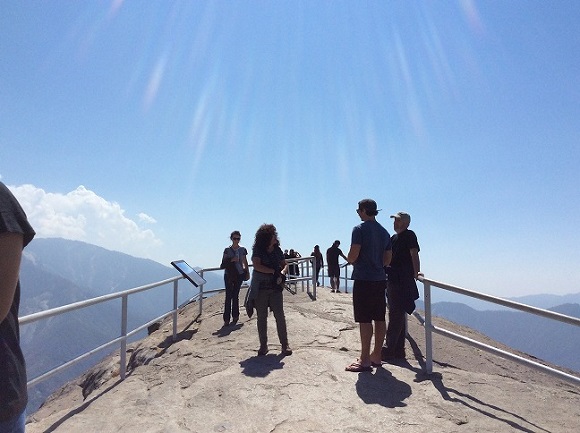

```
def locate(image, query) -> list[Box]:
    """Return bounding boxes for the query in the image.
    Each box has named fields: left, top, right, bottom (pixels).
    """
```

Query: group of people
left=219, top=197, right=420, bottom=371
left=1, top=189, right=418, bottom=432
left=283, top=249, right=301, bottom=279
left=344, top=199, right=421, bottom=372
left=220, top=225, right=292, bottom=357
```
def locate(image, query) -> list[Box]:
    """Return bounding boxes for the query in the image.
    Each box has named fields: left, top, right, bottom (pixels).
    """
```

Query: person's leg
left=315, top=267, right=321, bottom=285
left=255, top=289, right=270, bottom=353
left=223, top=276, right=233, bottom=324
left=359, top=322, right=373, bottom=365
left=384, top=284, right=406, bottom=358
left=0, top=408, right=26, bottom=433
left=231, top=276, right=242, bottom=322
left=371, top=320, right=386, bottom=364
left=270, top=291, right=289, bottom=350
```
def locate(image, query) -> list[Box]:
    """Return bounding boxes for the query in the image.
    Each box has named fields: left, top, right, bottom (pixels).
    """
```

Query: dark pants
left=223, top=272, right=243, bottom=323
left=384, top=282, right=406, bottom=356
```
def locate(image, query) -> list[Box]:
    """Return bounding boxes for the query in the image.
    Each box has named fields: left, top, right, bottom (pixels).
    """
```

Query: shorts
left=328, top=265, right=340, bottom=278
left=352, top=279, right=387, bottom=323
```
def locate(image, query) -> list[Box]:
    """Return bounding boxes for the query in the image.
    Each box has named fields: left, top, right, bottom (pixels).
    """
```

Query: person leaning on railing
left=382, top=211, right=421, bottom=362
left=0, top=182, right=36, bottom=433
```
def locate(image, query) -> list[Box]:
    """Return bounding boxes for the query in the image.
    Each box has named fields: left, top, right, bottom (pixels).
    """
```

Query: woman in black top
left=220, top=230, right=249, bottom=326
left=250, top=224, right=292, bottom=356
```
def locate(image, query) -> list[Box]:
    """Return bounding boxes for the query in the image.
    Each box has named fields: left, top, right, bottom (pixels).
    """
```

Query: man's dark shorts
left=352, top=280, right=387, bottom=323
left=328, top=265, right=340, bottom=278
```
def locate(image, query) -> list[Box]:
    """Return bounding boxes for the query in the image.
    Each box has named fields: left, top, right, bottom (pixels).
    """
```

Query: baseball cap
left=390, top=211, right=411, bottom=224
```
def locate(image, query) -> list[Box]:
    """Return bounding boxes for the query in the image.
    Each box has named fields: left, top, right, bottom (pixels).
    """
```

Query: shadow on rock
left=355, top=366, right=411, bottom=408
left=212, top=323, right=244, bottom=337
left=239, top=355, right=285, bottom=378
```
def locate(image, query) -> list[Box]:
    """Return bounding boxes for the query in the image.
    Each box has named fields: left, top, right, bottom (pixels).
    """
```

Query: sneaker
left=281, top=346, right=293, bottom=356
left=258, top=346, right=269, bottom=356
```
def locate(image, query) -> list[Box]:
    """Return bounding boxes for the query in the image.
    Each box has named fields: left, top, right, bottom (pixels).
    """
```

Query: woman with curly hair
left=250, top=224, right=292, bottom=356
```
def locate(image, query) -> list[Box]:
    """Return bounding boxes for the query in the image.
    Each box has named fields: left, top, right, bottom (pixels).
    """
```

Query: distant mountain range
left=19, top=238, right=223, bottom=414
left=18, top=238, right=579, bottom=414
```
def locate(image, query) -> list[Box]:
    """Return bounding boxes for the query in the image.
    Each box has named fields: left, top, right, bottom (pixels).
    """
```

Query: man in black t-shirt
left=326, top=240, right=347, bottom=292
left=382, top=211, right=421, bottom=361
left=0, top=182, right=35, bottom=432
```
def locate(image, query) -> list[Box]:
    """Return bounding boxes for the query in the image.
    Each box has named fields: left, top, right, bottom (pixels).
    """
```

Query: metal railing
left=415, top=276, right=580, bottom=386
left=24, top=261, right=577, bottom=397
left=19, top=257, right=318, bottom=390
left=21, top=269, right=224, bottom=388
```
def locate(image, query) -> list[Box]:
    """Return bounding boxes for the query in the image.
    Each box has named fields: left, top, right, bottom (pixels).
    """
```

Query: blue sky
left=1, top=1, right=579, bottom=297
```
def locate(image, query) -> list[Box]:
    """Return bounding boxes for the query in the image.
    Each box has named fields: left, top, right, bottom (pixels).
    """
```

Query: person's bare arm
left=252, top=256, right=275, bottom=274
left=0, top=232, right=24, bottom=322
left=410, top=248, right=420, bottom=278
left=347, top=244, right=361, bottom=264
left=383, top=249, right=392, bottom=267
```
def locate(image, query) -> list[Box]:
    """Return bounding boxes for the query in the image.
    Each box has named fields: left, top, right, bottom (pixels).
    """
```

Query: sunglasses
left=232, top=237, right=241, bottom=241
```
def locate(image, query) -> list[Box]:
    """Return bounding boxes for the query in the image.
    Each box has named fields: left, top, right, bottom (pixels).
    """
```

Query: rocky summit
left=27, top=285, right=580, bottom=433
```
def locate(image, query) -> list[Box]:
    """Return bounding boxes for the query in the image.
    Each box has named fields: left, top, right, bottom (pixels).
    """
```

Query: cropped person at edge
left=0, top=182, right=36, bottom=433
left=250, top=224, right=292, bottom=357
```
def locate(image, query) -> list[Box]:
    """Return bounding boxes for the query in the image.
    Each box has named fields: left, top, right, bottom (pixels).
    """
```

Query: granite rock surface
left=27, top=285, right=580, bottom=433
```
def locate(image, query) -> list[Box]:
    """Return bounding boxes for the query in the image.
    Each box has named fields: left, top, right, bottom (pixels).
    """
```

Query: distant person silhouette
left=310, top=245, right=324, bottom=286
left=326, top=240, right=347, bottom=292
left=382, top=211, right=421, bottom=361
left=248, top=224, right=292, bottom=356
left=0, top=182, right=35, bottom=433
left=220, top=231, right=249, bottom=327
left=288, top=249, right=301, bottom=280
left=345, top=199, right=391, bottom=372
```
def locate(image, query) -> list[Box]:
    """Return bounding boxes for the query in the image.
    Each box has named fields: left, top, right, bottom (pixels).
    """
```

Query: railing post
left=199, top=270, right=204, bottom=317
left=120, top=295, right=128, bottom=380
left=424, top=281, right=433, bottom=374
left=172, top=280, right=178, bottom=341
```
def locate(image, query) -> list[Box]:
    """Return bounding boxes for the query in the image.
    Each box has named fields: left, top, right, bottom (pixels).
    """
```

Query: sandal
left=345, top=360, right=373, bottom=372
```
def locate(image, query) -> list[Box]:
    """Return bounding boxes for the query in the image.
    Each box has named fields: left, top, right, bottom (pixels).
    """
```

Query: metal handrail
left=416, top=276, right=580, bottom=386
left=20, top=258, right=319, bottom=391
left=21, top=272, right=213, bottom=387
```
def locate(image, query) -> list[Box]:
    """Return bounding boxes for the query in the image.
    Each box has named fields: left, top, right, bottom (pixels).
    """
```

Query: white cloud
left=9, top=184, right=163, bottom=260
left=138, top=212, right=157, bottom=224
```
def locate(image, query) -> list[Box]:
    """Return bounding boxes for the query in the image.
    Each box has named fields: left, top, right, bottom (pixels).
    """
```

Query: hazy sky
left=2, top=1, right=579, bottom=297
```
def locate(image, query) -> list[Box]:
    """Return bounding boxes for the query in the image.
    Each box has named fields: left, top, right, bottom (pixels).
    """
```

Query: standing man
left=382, top=211, right=421, bottom=361
left=345, top=199, right=391, bottom=372
left=326, top=240, right=347, bottom=293
left=0, top=182, right=35, bottom=433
